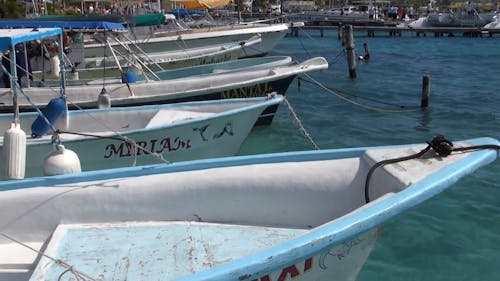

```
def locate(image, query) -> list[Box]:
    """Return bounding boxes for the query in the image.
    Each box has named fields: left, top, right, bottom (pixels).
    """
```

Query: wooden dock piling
left=345, top=25, right=357, bottom=78
left=421, top=75, right=430, bottom=108
left=338, top=25, right=344, bottom=44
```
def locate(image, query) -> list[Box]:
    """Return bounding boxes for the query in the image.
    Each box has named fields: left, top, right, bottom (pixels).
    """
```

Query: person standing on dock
left=408, top=5, right=415, bottom=19
left=467, top=1, right=474, bottom=18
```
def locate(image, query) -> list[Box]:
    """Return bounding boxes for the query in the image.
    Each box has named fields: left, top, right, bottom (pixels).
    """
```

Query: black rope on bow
left=364, top=135, right=500, bottom=203
left=364, top=142, right=431, bottom=203
left=427, top=134, right=453, bottom=156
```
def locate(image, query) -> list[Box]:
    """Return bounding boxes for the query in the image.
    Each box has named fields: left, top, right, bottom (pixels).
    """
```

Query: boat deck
left=29, top=221, right=308, bottom=280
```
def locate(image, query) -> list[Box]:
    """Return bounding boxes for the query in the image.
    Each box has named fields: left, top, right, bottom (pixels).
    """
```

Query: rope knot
left=428, top=135, right=453, bottom=157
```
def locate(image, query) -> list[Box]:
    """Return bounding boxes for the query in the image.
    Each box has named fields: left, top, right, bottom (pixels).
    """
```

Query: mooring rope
left=295, top=27, right=346, bottom=65
left=1, top=59, right=168, bottom=166
left=296, top=33, right=314, bottom=59
left=0, top=64, right=58, bottom=133
left=1, top=53, right=63, bottom=97
left=2, top=55, right=171, bottom=165
left=364, top=135, right=500, bottom=203
left=0, top=232, right=100, bottom=281
left=300, top=72, right=421, bottom=112
left=282, top=97, right=320, bottom=150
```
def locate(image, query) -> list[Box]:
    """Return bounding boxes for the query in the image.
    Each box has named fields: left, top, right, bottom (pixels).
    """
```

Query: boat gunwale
left=0, top=138, right=497, bottom=280
left=0, top=95, right=282, bottom=144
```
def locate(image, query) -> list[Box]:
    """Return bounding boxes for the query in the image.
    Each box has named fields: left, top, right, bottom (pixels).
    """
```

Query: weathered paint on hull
left=246, top=230, right=379, bottom=281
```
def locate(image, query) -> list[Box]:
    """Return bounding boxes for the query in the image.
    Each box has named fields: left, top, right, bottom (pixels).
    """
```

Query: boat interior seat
left=0, top=241, right=45, bottom=271
left=29, top=221, right=309, bottom=280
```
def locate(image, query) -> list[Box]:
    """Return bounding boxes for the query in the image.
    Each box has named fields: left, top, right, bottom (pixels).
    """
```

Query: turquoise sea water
left=240, top=30, right=500, bottom=280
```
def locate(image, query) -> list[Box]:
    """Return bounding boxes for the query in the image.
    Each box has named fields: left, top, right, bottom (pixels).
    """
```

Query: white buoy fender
left=69, top=71, right=79, bottom=81
left=50, top=55, right=60, bottom=77
left=3, top=123, right=26, bottom=180
left=97, top=88, right=111, bottom=109
left=43, top=144, right=82, bottom=176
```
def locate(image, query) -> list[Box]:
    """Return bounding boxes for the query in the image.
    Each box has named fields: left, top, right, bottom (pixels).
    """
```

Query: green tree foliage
left=0, top=0, right=24, bottom=18
left=315, top=0, right=325, bottom=9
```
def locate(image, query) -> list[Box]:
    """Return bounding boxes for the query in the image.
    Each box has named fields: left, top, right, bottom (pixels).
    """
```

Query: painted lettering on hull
left=104, top=137, right=192, bottom=159
left=103, top=121, right=235, bottom=159
left=199, top=54, right=232, bottom=65
left=221, top=83, right=273, bottom=99
left=251, top=257, right=313, bottom=281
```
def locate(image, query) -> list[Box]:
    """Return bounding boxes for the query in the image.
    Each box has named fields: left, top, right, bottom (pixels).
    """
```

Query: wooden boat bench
left=29, top=221, right=309, bottom=280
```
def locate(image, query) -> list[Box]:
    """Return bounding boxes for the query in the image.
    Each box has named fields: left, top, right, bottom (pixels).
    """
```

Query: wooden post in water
left=345, top=25, right=357, bottom=78
left=338, top=25, right=343, bottom=42
left=421, top=75, right=430, bottom=108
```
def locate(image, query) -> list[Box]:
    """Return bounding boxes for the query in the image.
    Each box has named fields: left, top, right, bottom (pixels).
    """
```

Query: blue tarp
left=0, top=27, right=62, bottom=51
left=169, top=9, right=207, bottom=18
left=0, top=20, right=125, bottom=31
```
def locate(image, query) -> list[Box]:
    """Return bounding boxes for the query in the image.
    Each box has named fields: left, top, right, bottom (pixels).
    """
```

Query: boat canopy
left=169, top=9, right=207, bottom=18
left=0, top=20, right=125, bottom=32
left=0, top=27, right=62, bottom=51
left=130, top=13, right=167, bottom=26
left=38, top=14, right=127, bottom=23
left=171, top=0, right=230, bottom=10
left=36, top=13, right=168, bottom=27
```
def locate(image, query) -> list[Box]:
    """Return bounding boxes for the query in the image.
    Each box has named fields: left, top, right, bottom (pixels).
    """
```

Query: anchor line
left=0, top=64, right=169, bottom=166
left=364, top=135, right=500, bottom=203
left=283, top=97, right=320, bottom=150
left=296, top=34, right=314, bottom=59
left=0, top=232, right=100, bottom=281
left=239, top=43, right=262, bottom=57
left=295, top=27, right=345, bottom=65
left=300, top=73, right=421, bottom=112
left=0, top=63, right=58, bottom=133
left=330, top=48, right=346, bottom=65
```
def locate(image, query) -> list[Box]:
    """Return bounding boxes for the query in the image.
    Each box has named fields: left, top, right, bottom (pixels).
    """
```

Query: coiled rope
left=364, top=135, right=500, bottom=203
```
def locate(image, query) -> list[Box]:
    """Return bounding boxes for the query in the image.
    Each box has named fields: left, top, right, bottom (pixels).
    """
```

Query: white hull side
left=0, top=137, right=497, bottom=280
left=246, top=230, right=379, bottom=281
left=0, top=101, right=268, bottom=178
left=83, top=24, right=289, bottom=59
left=0, top=57, right=328, bottom=111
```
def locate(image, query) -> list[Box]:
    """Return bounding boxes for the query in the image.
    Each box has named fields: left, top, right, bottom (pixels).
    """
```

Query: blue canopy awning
left=0, top=20, right=125, bottom=32
left=0, top=27, right=62, bottom=51
left=169, top=9, right=207, bottom=18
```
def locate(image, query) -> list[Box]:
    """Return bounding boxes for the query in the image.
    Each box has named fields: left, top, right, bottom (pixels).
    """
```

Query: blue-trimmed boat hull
left=0, top=137, right=497, bottom=281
